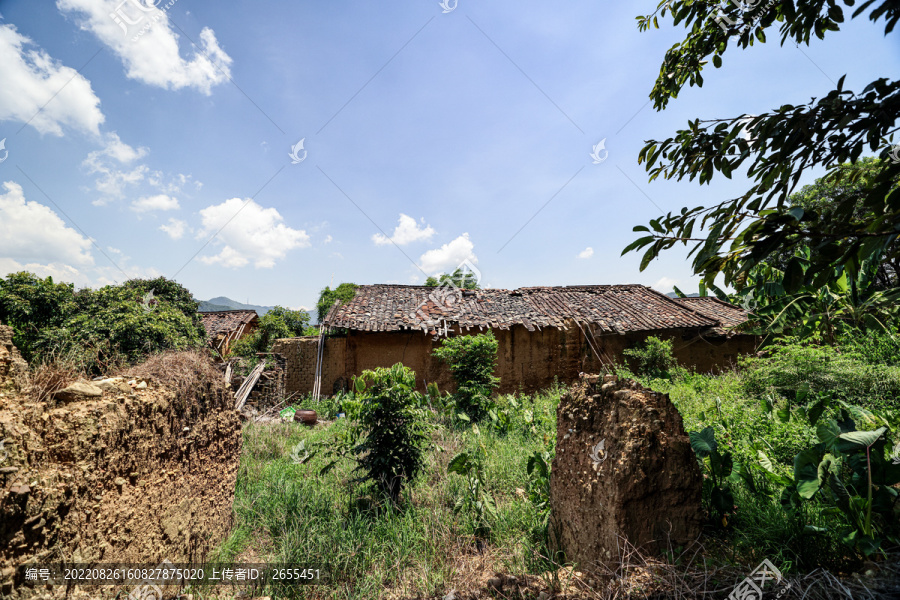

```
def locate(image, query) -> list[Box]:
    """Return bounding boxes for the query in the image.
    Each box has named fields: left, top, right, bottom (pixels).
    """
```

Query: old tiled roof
left=199, top=310, right=259, bottom=339
left=322, top=284, right=745, bottom=335
left=671, top=297, right=748, bottom=329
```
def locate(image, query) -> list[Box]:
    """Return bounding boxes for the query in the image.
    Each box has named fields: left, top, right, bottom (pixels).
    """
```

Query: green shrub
left=352, top=364, right=428, bottom=503
left=838, top=329, right=900, bottom=366
left=229, top=306, right=309, bottom=362
left=432, top=332, right=500, bottom=420
left=741, top=340, right=900, bottom=411
left=622, top=335, right=678, bottom=379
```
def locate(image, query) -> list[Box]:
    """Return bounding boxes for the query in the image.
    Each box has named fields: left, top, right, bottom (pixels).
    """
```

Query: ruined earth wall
left=0, top=351, right=242, bottom=598
left=549, top=374, right=702, bottom=572
left=276, top=325, right=757, bottom=397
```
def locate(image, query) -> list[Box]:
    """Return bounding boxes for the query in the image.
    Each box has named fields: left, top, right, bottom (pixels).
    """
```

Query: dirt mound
left=549, top=374, right=702, bottom=574
left=0, top=349, right=241, bottom=598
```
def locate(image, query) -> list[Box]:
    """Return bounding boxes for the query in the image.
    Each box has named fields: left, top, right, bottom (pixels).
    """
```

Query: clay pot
left=294, top=409, right=318, bottom=425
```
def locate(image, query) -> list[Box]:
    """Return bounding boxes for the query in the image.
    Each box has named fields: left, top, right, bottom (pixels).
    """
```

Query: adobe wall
left=274, top=326, right=758, bottom=397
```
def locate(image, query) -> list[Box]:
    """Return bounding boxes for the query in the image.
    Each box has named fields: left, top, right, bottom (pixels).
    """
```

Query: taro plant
left=773, top=396, right=900, bottom=556
left=689, top=427, right=738, bottom=527
left=348, top=364, right=428, bottom=504
left=432, top=332, right=500, bottom=421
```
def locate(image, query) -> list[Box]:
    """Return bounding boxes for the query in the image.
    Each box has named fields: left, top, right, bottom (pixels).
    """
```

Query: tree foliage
left=424, top=268, right=481, bottom=290
left=625, top=1, right=900, bottom=295
left=228, top=306, right=310, bottom=359
left=0, top=272, right=204, bottom=370
left=316, top=283, right=358, bottom=325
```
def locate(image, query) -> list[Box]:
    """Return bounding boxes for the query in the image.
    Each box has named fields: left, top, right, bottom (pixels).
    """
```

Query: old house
left=199, top=310, right=259, bottom=356
left=273, top=284, right=757, bottom=396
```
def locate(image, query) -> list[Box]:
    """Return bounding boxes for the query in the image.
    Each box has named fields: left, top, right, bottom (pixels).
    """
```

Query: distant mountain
left=196, top=297, right=317, bottom=324
left=198, top=297, right=275, bottom=316
left=666, top=292, right=701, bottom=298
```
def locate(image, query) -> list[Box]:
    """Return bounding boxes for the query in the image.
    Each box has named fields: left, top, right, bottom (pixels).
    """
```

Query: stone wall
left=275, top=324, right=757, bottom=397
left=549, top=374, right=702, bottom=571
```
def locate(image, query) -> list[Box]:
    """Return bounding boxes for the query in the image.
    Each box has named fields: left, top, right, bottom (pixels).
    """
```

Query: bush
left=352, top=364, right=428, bottom=503
left=622, top=335, right=677, bottom=379
left=740, top=339, right=900, bottom=411
left=432, top=332, right=500, bottom=420
left=228, top=306, right=310, bottom=361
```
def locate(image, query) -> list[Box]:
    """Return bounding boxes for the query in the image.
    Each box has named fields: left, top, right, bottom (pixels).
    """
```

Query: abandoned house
left=272, top=284, right=758, bottom=396
left=199, top=310, right=259, bottom=356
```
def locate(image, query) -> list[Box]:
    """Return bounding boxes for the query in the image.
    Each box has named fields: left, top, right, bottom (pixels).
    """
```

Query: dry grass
left=23, top=349, right=85, bottom=403
left=118, top=348, right=227, bottom=405
left=540, top=537, right=900, bottom=600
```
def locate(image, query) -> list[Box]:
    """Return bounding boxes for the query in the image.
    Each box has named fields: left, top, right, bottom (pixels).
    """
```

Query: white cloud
left=373, top=214, right=435, bottom=246
left=57, top=0, right=233, bottom=94
left=418, top=233, right=477, bottom=275
left=131, top=193, right=179, bottom=212
left=160, top=217, right=187, bottom=240
left=0, top=258, right=92, bottom=288
left=197, top=198, right=310, bottom=269
left=83, top=133, right=149, bottom=202
left=653, top=277, right=678, bottom=293
left=577, top=247, right=594, bottom=259
left=323, top=235, right=333, bottom=244
left=0, top=181, right=94, bottom=266
left=0, top=24, right=104, bottom=135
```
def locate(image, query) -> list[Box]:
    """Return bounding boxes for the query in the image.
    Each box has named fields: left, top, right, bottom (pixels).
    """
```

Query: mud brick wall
left=0, top=370, right=242, bottom=598
left=550, top=375, right=702, bottom=571
left=274, top=325, right=757, bottom=397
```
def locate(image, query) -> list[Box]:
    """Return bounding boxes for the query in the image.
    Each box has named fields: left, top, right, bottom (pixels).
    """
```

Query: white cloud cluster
left=160, top=217, right=187, bottom=240
left=577, top=247, right=594, bottom=259
left=653, top=277, right=678, bottom=293
left=373, top=214, right=436, bottom=246
left=57, top=0, right=233, bottom=94
left=83, top=133, right=149, bottom=202
left=0, top=24, right=104, bottom=135
left=0, top=181, right=94, bottom=266
left=418, top=233, right=477, bottom=275
left=131, top=193, right=179, bottom=212
left=197, top=198, right=310, bottom=269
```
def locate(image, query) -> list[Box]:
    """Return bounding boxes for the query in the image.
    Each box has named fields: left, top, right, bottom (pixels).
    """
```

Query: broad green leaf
left=836, top=427, right=887, bottom=452
left=689, top=427, right=717, bottom=457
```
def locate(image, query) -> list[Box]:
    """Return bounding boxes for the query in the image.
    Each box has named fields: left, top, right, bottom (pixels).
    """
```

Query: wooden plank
left=234, top=361, right=265, bottom=411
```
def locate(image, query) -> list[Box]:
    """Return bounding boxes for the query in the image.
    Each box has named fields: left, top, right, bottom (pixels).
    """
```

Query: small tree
left=622, top=336, right=677, bottom=379
left=352, top=364, right=427, bottom=503
left=432, top=332, right=500, bottom=420
left=316, top=283, right=358, bottom=325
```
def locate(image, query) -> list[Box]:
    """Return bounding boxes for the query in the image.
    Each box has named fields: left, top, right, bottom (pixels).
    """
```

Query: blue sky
left=0, top=1, right=897, bottom=309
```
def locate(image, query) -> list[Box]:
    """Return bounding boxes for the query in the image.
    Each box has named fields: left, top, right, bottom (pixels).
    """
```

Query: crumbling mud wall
left=550, top=374, right=702, bottom=573
left=0, top=339, right=242, bottom=598
left=276, top=325, right=758, bottom=398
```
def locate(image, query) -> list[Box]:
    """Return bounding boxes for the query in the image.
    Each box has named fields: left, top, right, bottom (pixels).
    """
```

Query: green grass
left=215, top=387, right=560, bottom=599
left=215, top=345, right=899, bottom=597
